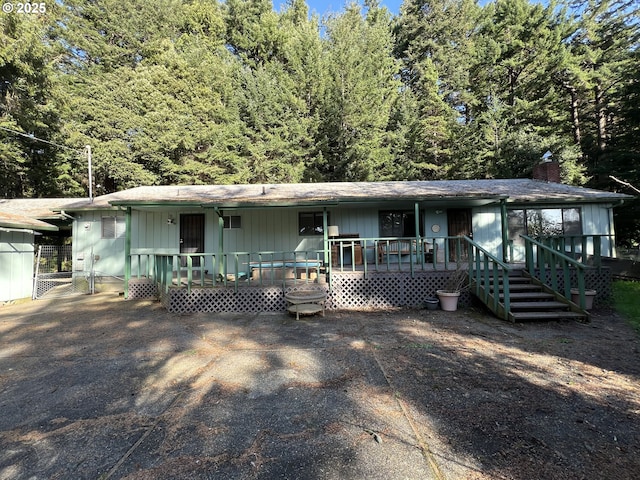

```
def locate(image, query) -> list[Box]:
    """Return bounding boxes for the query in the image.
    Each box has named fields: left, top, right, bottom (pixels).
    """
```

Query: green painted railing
left=509, top=234, right=611, bottom=266
left=129, top=250, right=325, bottom=294
left=536, top=234, right=607, bottom=269
left=327, top=236, right=471, bottom=276
left=521, top=234, right=591, bottom=309
left=127, top=236, right=478, bottom=295
left=463, top=236, right=513, bottom=321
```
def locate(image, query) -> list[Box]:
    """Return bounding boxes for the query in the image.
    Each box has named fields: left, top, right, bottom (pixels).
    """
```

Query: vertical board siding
left=75, top=203, right=619, bottom=281
left=329, top=208, right=380, bottom=238
left=73, top=210, right=126, bottom=277
left=226, top=208, right=303, bottom=254
left=0, top=231, right=34, bottom=301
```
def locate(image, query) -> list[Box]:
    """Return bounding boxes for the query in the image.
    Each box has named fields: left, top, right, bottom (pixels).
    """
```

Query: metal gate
left=33, top=245, right=89, bottom=299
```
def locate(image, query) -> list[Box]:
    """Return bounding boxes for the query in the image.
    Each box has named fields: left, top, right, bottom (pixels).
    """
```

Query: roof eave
left=0, top=222, right=58, bottom=232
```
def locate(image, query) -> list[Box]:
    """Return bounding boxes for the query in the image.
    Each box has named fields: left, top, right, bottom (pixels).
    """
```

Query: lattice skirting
left=128, top=279, right=158, bottom=299
left=329, top=271, right=471, bottom=309
left=533, top=266, right=611, bottom=307
left=131, top=268, right=611, bottom=313
left=158, top=284, right=331, bottom=314
left=152, top=271, right=472, bottom=313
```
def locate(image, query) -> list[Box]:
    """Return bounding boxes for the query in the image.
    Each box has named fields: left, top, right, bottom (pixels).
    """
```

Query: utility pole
left=86, top=145, right=93, bottom=201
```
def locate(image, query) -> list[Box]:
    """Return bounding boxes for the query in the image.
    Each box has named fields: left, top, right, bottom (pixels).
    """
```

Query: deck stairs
left=473, top=269, right=589, bottom=323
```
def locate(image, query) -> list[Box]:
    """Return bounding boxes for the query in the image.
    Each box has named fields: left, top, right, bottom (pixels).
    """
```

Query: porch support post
left=323, top=208, right=330, bottom=285
left=414, top=202, right=420, bottom=270
left=214, top=207, right=224, bottom=277
left=500, top=199, right=509, bottom=263
left=124, top=207, right=131, bottom=299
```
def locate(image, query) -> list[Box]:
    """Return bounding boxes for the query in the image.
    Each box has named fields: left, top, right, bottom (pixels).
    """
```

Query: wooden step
left=481, top=277, right=531, bottom=287
left=495, top=276, right=530, bottom=283
left=503, top=283, right=542, bottom=292
left=501, top=292, right=555, bottom=300
left=474, top=270, right=589, bottom=323
left=510, top=301, right=571, bottom=310
left=486, top=281, right=540, bottom=291
left=511, top=311, right=587, bottom=321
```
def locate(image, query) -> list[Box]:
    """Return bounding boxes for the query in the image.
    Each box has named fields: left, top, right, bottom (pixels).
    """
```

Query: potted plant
left=570, top=288, right=597, bottom=310
left=436, top=264, right=469, bottom=311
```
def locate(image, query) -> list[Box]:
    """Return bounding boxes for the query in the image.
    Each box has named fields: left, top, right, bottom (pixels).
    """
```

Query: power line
left=0, top=125, right=82, bottom=152
left=0, top=125, right=94, bottom=200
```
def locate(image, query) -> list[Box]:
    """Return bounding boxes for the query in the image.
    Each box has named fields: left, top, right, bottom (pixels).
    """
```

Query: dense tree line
left=0, top=0, right=638, bottom=241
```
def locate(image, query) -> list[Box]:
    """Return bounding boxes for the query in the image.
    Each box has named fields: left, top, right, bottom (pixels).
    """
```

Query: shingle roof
left=0, top=211, right=58, bottom=231
left=61, top=179, right=632, bottom=209
left=0, top=198, right=77, bottom=219
left=1, top=179, right=632, bottom=216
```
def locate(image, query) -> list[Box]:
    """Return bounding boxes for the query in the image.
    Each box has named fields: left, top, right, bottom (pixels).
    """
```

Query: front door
left=180, top=214, right=205, bottom=267
left=447, top=208, right=472, bottom=260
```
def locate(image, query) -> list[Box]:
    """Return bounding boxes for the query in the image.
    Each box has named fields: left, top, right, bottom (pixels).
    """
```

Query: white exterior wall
left=0, top=231, right=35, bottom=301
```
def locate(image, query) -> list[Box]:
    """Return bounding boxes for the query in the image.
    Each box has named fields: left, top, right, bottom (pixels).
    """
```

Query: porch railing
left=509, top=234, right=611, bottom=266
left=126, top=236, right=476, bottom=295
left=327, top=236, right=471, bottom=275
left=521, top=234, right=591, bottom=309
left=130, top=250, right=325, bottom=295
left=536, top=234, right=608, bottom=269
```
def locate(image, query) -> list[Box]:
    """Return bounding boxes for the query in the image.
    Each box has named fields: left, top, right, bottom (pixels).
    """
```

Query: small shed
left=0, top=211, right=58, bottom=302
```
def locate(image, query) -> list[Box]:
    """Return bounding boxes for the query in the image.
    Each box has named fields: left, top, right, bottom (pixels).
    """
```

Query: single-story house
left=51, top=161, right=632, bottom=319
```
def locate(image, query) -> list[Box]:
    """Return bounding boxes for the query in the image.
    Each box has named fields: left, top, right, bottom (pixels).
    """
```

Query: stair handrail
left=462, top=236, right=514, bottom=321
left=537, top=234, right=604, bottom=269
left=520, top=234, right=589, bottom=309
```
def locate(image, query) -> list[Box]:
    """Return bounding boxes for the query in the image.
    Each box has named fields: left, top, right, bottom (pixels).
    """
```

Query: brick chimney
left=533, top=160, right=561, bottom=183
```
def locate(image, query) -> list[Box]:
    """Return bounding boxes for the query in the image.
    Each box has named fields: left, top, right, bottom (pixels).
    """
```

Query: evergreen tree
left=563, top=0, right=639, bottom=174
left=55, top=0, right=244, bottom=192
left=462, top=0, right=583, bottom=180
left=0, top=9, right=72, bottom=197
left=227, top=0, right=324, bottom=183
left=393, top=0, right=479, bottom=178
left=318, top=1, right=400, bottom=181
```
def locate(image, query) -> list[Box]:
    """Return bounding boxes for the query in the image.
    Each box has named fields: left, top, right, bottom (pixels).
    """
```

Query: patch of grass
left=612, top=281, right=640, bottom=332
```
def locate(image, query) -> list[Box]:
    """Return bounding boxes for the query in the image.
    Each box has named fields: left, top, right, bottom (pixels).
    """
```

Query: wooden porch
left=126, top=235, right=611, bottom=320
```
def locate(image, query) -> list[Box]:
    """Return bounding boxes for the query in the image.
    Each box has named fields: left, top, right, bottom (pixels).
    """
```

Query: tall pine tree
left=317, top=1, right=400, bottom=181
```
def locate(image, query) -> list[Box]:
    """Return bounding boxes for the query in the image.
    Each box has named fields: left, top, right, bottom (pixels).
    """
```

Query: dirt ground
left=1, top=294, right=639, bottom=479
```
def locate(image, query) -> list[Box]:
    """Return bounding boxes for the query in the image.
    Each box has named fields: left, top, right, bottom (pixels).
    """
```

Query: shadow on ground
left=0, top=294, right=638, bottom=479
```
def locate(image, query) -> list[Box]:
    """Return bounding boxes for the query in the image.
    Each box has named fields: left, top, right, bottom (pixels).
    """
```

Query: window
left=223, top=215, right=241, bottom=229
left=101, top=216, right=125, bottom=239
left=299, top=212, right=326, bottom=236
left=379, top=210, right=424, bottom=237
left=508, top=208, right=582, bottom=245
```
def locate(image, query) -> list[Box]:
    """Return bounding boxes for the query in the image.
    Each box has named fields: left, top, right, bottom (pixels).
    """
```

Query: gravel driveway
left=1, top=294, right=639, bottom=479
